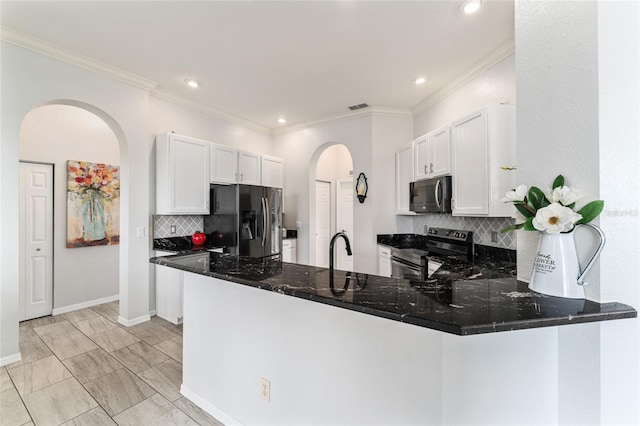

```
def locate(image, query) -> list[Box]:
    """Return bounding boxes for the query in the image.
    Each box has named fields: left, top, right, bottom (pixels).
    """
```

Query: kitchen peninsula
left=151, top=252, right=636, bottom=425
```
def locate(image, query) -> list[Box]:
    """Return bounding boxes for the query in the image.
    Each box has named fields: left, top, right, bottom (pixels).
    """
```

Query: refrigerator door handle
left=261, top=197, right=267, bottom=247
left=265, top=196, right=271, bottom=253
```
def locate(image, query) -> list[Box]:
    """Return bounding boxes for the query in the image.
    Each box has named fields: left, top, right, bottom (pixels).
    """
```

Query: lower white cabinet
left=155, top=250, right=183, bottom=324
left=282, top=238, right=297, bottom=263
left=377, top=245, right=392, bottom=277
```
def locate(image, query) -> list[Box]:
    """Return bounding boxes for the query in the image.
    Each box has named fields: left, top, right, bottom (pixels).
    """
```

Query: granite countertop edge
left=150, top=254, right=637, bottom=336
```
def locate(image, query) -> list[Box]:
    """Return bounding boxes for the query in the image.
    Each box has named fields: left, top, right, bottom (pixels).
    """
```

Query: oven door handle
left=391, top=257, right=423, bottom=273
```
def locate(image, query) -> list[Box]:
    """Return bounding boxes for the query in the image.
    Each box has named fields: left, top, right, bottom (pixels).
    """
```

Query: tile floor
left=0, top=301, right=224, bottom=426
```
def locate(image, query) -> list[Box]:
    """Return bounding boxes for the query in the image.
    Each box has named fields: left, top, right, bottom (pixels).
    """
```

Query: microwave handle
left=435, top=179, right=441, bottom=208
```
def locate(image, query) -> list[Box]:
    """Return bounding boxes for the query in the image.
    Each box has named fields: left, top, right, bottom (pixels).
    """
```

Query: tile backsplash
left=411, top=214, right=516, bottom=250
left=153, top=215, right=204, bottom=238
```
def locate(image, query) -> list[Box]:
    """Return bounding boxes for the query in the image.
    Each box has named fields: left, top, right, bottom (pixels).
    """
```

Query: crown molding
left=1, top=26, right=158, bottom=91
left=150, top=88, right=272, bottom=135
left=272, top=106, right=413, bottom=136
left=412, top=38, right=515, bottom=116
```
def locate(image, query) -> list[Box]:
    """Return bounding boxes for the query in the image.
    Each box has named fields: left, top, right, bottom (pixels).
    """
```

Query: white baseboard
left=52, top=294, right=119, bottom=316
left=118, top=314, right=151, bottom=327
left=149, top=310, right=157, bottom=317
left=180, top=385, right=241, bottom=426
left=0, top=352, right=22, bottom=367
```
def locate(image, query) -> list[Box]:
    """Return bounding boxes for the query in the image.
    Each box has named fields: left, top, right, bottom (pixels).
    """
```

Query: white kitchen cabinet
left=377, top=245, right=392, bottom=277
left=395, top=140, right=415, bottom=215
left=210, top=143, right=238, bottom=184
left=261, top=155, right=284, bottom=189
left=282, top=238, right=297, bottom=263
left=414, top=134, right=429, bottom=181
left=237, top=151, right=261, bottom=185
left=156, top=133, right=209, bottom=215
left=155, top=250, right=183, bottom=324
left=451, top=104, right=515, bottom=217
left=415, top=125, right=451, bottom=181
left=429, top=125, right=452, bottom=177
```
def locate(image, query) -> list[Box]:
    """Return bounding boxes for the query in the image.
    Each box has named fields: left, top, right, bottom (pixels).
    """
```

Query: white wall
left=413, top=54, right=516, bottom=137
left=515, top=1, right=640, bottom=423
left=316, top=144, right=353, bottom=237
left=19, top=105, right=120, bottom=311
left=1, top=41, right=151, bottom=364
left=150, top=96, right=273, bottom=155
left=274, top=117, right=372, bottom=270
left=274, top=112, right=412, bottom=273
left=409, top=54, right=517, bottom=247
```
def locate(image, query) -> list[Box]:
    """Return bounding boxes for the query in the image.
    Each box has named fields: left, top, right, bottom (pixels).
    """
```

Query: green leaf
left=552, top=175, right=565, bottom=189
left=523, top=217, right=536, bottom=231
left=527, top=186, right=548, bottom=210
left=501, top=223, right=525, bottom=233
left=577, top=200, right=604, bottom=224
left=514, top=203, right=535, bottom=218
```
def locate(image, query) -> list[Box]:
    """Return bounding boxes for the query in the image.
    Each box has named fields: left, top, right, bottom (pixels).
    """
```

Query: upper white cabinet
left=261, top=155, right=284, bottom=189
left=395, top=140, right=415, bottom=215
left=210, top=146, right=282, bottom=187
left=414, top=125, right=451, bottom=181
left=414, top=135, right=429, bottom=181
left=156, top=133, right=210, bottom=215
left=451, top=104, right=515, bottom=217
left=210, top=143, right=238, bottom=184
left=237, top=151, right=261, bottom=185
left=429, top=125, right=452, bottom=177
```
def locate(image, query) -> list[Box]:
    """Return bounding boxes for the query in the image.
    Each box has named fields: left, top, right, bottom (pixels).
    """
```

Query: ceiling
left=1, top=1, right=514, bottom=132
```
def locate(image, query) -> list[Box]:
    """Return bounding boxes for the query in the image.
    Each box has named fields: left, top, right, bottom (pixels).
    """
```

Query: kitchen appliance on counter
left=410, top=176, right=452, bottom=213
left=205, top=184, right=282, bottom=258
left=390, top=227, right=473, bottom=280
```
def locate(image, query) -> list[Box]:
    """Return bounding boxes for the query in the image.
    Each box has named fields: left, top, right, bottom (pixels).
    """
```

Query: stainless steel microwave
left=410, top=176, right=452, bottom=213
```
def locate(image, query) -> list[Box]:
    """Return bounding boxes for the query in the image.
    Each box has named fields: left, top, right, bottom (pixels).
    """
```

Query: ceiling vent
left=348, top=103, right=370, bottom=111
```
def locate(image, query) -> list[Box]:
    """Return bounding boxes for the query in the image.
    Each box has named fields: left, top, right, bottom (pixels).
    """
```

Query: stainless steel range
left=390, top=227, right=473, bottom=280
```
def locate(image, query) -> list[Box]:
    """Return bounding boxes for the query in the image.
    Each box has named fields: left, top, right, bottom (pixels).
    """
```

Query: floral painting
left=67, top=160, right=120, bottom=248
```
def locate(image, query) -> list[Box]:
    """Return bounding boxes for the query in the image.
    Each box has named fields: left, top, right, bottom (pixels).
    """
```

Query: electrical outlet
left=170, top=224, right=176, bottom=235
left=424, top=225, right=429, bottom=234
left=136, top=226, right=145, bottom=238
left=260, top=377, right=271, bottom=402
left=491, top=231, right=498, bottom=243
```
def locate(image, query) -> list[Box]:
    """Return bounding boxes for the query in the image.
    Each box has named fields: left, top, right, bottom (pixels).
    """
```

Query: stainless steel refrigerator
left=205, top=184, right=282, bottom=258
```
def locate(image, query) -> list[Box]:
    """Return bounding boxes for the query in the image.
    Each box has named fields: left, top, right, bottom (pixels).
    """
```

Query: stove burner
left=426, top=227, right=474, bottom=264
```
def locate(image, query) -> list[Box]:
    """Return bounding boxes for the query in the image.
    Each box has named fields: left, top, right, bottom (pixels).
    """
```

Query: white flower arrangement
left=501, top=175, right=604, bottom=234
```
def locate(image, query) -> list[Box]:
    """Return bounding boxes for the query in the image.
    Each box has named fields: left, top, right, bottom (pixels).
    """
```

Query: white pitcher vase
left=529, top=224, right=606, bottom=299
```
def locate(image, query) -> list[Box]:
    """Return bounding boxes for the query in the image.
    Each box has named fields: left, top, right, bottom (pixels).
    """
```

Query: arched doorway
left=18, top=102, right=123, bottom=319
left=309, top=144, right=354, bottom=270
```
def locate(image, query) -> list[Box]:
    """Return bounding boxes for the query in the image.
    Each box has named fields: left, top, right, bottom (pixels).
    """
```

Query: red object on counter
left=191, top=232, right=206, bottom=246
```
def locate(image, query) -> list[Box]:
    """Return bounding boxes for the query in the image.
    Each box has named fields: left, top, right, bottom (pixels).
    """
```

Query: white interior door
left=19, top=162, right=54, bottom=321
left=315, top=180, right=331, bottom=267
left=336, top=178, right=354, bottom=271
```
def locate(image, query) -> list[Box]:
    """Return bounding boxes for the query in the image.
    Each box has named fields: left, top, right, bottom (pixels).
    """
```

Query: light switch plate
left=136, top=226, right=145, bottom=238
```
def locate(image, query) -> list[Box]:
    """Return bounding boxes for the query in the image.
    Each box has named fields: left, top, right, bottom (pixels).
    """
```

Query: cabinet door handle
left=430, top=162, right=434, bottom=173
left=240, top=173, right=244, bottom=182
left=424, top=164, right=427, bottom=174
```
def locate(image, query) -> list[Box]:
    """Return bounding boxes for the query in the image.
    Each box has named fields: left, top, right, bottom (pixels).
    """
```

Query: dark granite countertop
left=150, top=252, right=636, bottom=336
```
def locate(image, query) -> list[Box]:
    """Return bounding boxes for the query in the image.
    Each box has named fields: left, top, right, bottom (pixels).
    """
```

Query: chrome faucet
left=329, top=232, right=353, bottom=294
left=329, top=232, right=352, bottom=273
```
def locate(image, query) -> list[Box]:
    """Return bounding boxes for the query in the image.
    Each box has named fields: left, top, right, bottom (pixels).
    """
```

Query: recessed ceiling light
left=415, top=76, right=427, bottom=85
left=184, top=79, right=200, bottom=88
left=278, top=118, right=286, bottom=124
left=462, top=0, right=482, bottom=14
